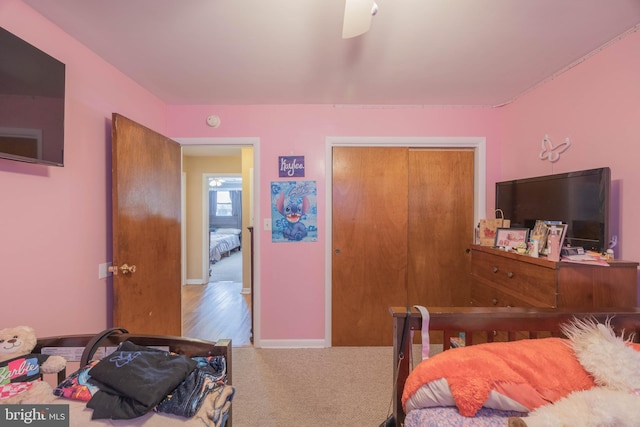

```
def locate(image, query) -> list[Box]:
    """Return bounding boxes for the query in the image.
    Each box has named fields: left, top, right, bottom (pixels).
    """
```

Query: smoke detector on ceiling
left=206, top=115, right=221, bottom=128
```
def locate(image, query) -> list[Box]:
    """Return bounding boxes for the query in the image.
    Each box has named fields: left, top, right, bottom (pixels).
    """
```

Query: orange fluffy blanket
left=402, top=337, right=595, bottom=417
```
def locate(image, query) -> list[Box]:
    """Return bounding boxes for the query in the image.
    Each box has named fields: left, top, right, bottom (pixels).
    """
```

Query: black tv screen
left=495, top=167, right=610, bottom=252
left=0, top=26, right=65, bottom=166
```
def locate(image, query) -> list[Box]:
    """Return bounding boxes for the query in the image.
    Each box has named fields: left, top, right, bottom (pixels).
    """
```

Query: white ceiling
left=23, top=0, right=640, bottom=107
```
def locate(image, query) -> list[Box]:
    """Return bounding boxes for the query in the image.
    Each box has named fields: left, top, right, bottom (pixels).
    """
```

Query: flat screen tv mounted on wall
left=0, top=26, right=65, bottom=167
left=495, top=167, right=611, bottom=253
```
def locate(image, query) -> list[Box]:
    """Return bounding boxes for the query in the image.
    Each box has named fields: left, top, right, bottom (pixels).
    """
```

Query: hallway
left=182, top=250, right=252, bottom=346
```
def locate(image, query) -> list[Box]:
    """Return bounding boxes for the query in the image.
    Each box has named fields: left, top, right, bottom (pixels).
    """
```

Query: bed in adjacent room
left=210, top=228, right=242, bottom=263
left=389, top=306, right=640, bottom=427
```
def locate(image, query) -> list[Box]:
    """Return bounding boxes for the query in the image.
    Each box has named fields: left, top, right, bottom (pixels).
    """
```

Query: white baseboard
left=257, top=339, right=327, bottom=349
left=185, top=279, right=206, bottom=285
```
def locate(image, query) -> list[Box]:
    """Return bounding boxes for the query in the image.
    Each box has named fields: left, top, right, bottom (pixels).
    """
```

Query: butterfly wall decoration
left=539, top=134, right=571, bottom=163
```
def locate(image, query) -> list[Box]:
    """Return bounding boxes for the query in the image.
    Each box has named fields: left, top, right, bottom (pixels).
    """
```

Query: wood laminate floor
left=182, top=253, right=252, bottom=346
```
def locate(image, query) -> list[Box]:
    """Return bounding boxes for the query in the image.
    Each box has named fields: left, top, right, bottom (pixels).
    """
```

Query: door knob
left=108, top=264, right=137, bottom=275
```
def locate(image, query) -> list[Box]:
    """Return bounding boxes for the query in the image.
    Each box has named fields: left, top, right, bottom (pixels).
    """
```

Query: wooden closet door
left=332, top=147, right=408, bottom=346
left=407, top=149, right=474, bottom=306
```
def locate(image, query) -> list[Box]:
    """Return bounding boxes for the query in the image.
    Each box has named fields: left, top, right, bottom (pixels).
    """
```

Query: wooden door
left=332, top=147, right=409, bottom=346
left=332, top=146, right=475, bottom=346
left=407, top=149, right=474, bottom=306
left=111, top=113, right=182, bottom=335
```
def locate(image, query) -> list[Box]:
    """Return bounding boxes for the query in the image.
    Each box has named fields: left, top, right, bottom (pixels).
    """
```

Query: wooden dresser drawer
left=471, top=282, right=539, bottom=307
left=471, top=250, right=557, bottom=307
left=469, top=245, right=638, bottom=309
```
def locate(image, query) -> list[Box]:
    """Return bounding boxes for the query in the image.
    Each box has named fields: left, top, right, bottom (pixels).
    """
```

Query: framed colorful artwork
left=494, top=227, right=530, bottom=250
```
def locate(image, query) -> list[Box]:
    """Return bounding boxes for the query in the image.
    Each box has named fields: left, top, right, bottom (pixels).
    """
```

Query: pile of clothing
left=55, top=340, right=234, bottom=426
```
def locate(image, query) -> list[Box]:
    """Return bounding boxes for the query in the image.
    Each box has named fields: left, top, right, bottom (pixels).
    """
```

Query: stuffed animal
left=0, top=326, right=67, bottom=404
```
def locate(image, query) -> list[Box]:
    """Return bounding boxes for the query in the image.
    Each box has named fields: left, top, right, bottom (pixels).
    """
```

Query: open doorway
left=207, top=176, right=243, bottom=282
left=181, top=144, right=255, bottom=346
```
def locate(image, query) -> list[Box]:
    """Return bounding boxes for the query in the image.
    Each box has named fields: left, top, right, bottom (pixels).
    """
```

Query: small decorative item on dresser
left=479, top=209, right=511, bottom=246
left=547, top=226, right=561, bottom=262
left=528, top=239, right=539, bottom=258
left=605, top=249, right=615, bottom=262
left=515, top=242, right=528, bottom=254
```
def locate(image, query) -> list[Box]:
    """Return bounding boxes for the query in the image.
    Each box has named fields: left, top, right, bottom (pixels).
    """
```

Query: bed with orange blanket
left=389, top=307, right=640, bottom=427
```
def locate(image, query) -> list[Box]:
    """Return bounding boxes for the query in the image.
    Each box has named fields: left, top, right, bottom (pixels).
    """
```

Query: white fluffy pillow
left=563, top=317, right=640, bottom=391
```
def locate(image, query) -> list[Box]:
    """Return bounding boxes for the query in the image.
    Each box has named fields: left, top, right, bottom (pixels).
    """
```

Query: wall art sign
left=278, top=155, right=305, bottom=177
left=271, top=180, right=317, bottom=243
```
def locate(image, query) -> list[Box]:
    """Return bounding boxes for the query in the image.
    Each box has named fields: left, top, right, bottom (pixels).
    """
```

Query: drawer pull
left=492, top=266, right=499, bottom=273
left=507, top=271, right=514, bottom=278
left=491, top=298, right=498, bottom=305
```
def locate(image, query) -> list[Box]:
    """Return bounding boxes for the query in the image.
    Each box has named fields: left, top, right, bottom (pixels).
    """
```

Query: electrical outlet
left=98, top=262, right=112, bottom=279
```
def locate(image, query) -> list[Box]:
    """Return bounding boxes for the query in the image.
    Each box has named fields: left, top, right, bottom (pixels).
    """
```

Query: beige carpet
left=231, top=346, right=396, bottom=426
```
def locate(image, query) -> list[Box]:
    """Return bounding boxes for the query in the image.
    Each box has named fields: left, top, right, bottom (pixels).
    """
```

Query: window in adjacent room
left=215, top=190, right=233, bottom=216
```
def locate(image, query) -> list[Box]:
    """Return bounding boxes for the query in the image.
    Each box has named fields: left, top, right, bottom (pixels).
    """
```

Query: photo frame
left=494, top=227, right=530, bottom=249
left=530, top=220, right=550, bottom=250
left=537, top=221, right=566, bottom=254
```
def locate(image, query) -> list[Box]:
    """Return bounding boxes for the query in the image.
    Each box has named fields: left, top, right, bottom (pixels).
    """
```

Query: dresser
left=470, top=245, right=638, bottom=308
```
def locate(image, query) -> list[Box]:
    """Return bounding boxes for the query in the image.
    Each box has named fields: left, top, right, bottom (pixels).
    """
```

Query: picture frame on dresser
left=530, top=220, right=550, bottom=249
left=494, top=227, right=529, bottom=249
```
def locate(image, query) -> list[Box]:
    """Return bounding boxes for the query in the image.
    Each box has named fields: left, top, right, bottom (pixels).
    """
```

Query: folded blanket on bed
left=403, top=337, right=595, bottom=417
left=87, top=341, right=197, bottom=419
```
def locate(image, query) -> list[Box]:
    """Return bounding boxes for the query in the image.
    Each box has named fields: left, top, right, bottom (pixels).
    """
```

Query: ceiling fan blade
left=342, top=0, right=375, bottom=39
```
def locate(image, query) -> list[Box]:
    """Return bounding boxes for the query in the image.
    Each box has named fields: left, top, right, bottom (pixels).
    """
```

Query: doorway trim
left=178, top=137, right=261, bottom=347
left=324, top=136, right=486, bottom=346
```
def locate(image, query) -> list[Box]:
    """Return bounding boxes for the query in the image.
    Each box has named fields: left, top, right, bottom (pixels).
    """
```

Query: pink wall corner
left=0, top=0, right=167, bottom=336
left=501, top=28, right=640, bottom=266
left=168, top=105, right=503, bottom=342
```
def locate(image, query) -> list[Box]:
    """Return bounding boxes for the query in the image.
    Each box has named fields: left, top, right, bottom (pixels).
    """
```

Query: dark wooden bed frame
left=34, top=329, right=232, bottom=426
left=390, top=306, right=640, bottom=427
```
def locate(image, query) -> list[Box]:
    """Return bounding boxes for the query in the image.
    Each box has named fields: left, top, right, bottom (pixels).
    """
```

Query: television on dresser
left=495, top=167, right=611, bottom=253
left=0, top=26, right=65, bottom=166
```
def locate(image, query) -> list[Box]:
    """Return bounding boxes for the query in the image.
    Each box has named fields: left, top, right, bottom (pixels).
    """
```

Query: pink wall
left=501, top=28, right=640, bottom=265
left=167, top=105, right=503, bottom=341
left=0, top=0, right=167, bottom=335
left=3, top=0, right=637, bottom=342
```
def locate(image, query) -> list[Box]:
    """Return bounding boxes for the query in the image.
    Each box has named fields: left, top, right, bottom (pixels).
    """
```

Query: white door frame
left=324, top=136, right=487, bottom=347
left=178, top=137, right=262, bottom=347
